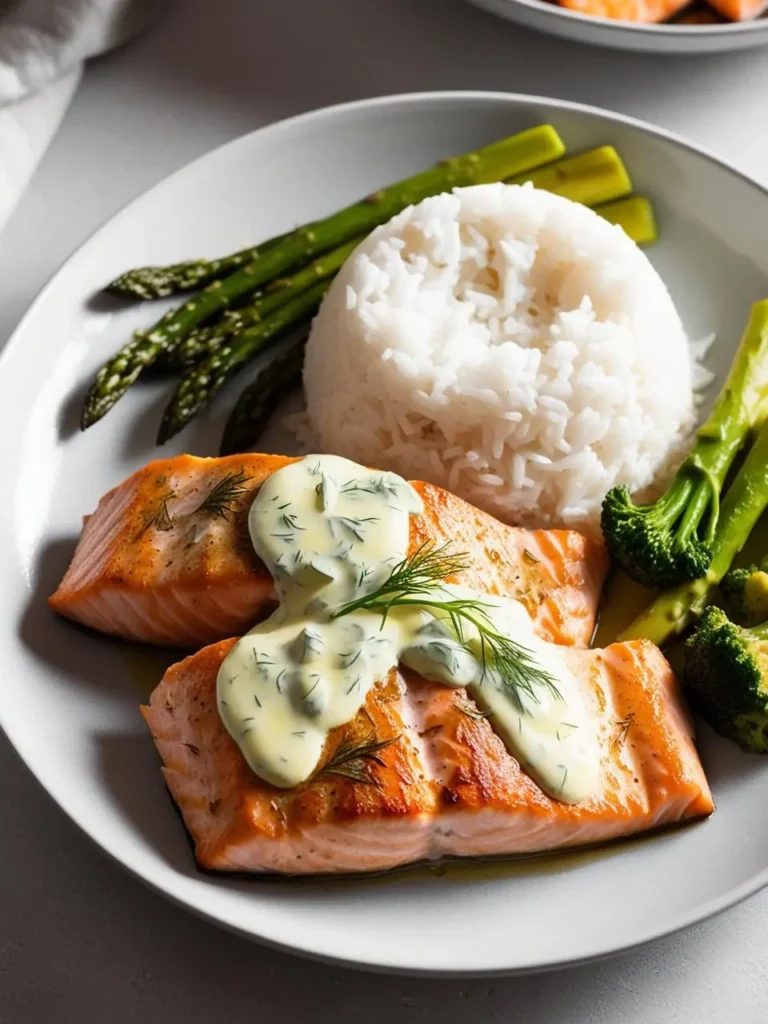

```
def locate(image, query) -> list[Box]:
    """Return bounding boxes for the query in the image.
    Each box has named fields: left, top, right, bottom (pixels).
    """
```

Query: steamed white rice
left=303, top=183, right=701, bottom=533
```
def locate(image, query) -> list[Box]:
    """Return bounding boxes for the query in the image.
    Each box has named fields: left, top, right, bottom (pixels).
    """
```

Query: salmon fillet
left=50, top=454, right=608, bottom=649
left=143, top=638, right=713, bottom=874
left=558, top=0, right=689, bottom=21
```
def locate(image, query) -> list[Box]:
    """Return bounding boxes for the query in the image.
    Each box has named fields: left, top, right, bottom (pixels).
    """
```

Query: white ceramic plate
left=4, top=91, right=768, bottom=976
left=466, top=0, right=768, bottom=53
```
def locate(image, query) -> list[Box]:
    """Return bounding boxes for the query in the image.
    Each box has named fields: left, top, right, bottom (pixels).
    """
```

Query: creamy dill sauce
left=216, top=455, right=599, bottom=803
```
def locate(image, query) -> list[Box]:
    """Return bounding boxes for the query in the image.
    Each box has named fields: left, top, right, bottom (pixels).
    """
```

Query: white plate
left=467, top=0, right=768, bottom=53
left=4, top=91, right=768, bottom=976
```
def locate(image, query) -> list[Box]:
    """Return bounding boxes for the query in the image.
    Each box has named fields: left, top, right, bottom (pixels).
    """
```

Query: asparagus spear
left=177, top=188, right=659, bottom=443
left=159, top=237, right=360, bottom=371
left=619, top=417, right=768, bottom=647
left=509, top=148, right=658, bottom=243
left=157, top=278, right=329, bottom=443
left=118, top=144, right=631, bottom=308
left=596, top=196, right=657, bottom=245
left=219, top=337, right=305, bottom=456
left=81, top=126, right=564, bottom=430
left=162, top=153, right=652, bottom=374
left=105, top=234, right=288, bottom=300
left=508, top=146, right=631, bottom=207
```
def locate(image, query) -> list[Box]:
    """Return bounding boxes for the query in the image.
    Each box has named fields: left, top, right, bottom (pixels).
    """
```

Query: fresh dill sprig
left=333, top=543, right=468, bottom=615
left=333, top=544, right=560, bottom=713
left=193, top=470, right=251, bottom=520
left=612, top=713, right=635, bottom=751
left=138, top=490, right=175, bottom=536
left=459, top=610, right=561, bottom=713
left=312, top=731, right=400, bottom=787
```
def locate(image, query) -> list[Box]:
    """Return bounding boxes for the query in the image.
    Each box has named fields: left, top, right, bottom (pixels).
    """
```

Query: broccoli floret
left=621, top=417, right=768, bottom=648
left=721, top=562, right=768, bottom=625
left=684, top=605, right=768, bottom=754
left=601, top=480, right=712, bottom=588
left=602, top=300, right=768, bottom=589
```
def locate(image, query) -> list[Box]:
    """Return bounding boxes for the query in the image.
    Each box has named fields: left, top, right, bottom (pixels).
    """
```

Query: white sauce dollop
left=216, top=455, right=600, bottom=803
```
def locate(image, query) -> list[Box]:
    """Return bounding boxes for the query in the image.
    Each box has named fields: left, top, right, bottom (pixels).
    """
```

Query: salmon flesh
left=50, top=454, right=608, bottom=649
left=143, top=637, right=713, bottom=873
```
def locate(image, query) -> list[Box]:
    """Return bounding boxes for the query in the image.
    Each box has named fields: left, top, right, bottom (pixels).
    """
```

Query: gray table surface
left=3, top=0, right=768, bottom=1020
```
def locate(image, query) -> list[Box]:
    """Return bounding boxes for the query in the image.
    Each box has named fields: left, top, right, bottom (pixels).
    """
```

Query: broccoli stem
left=602, top=299, right=768, bottom=588
left=620, top=414, right=768, bottom=646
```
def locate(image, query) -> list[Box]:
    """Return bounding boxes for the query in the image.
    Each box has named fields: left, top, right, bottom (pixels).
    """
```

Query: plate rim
left=4, top=89, right=768, bottom=976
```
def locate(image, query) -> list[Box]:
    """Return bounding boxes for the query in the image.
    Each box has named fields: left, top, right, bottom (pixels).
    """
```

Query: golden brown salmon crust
left=143, top=638, right=714, bottom=874
left=49, top=454, right=608, bottom=649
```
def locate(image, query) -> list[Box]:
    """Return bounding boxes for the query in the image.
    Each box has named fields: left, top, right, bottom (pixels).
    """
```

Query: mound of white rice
left=303, top=183, right=699, bottom=533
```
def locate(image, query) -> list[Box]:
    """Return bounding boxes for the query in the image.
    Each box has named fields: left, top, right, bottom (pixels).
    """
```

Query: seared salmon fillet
left=50, top=454, right=608, bottom=649
left=143, top=638, right=713, bottom=874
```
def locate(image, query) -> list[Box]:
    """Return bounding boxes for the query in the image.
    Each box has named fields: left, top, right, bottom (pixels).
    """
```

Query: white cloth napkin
left=0, top=0, right=164, bottom=233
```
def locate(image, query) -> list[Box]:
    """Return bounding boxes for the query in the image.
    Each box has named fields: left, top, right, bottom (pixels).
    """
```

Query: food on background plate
left=553, top=0, right=766, bottom=23
left=559, top=0, right=690, bottom=21
left=705, top=0, right=768, bottom=18
left=304, top=182, right=697, bottom=536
